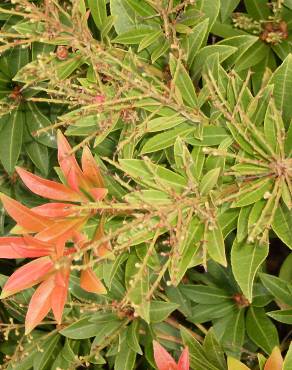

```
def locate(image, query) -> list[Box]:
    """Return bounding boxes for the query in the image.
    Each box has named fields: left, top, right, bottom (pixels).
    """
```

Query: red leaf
left=57, top=131, right=85, bottom=192
left=51, top=269, right=69, bottom=324
left=0, top=257, right=54, bottom=298
left=177, top=347, right=189, bottom=370
left=89, top=188, right=108, bottom=201
left=92, top=221, right=111, bottom=257
left=22, top=235, right=54, bottom=249
left=0, top=237, right=29, bottom=258
left=0, top=193, right=52, bottom=232
left=11, top=238, right=53, bottom=258
left=36, top=217, right=86, bottom=243
left=80, top=266, right=107, bottom=294
left=153, top=341, right=178, bottom=370
left=33, top=203, right=77, bottom=218
left=25, top=278, right=55, bottom=334
left=81, top=146, right=104, bottom=187
left=16, top=167, right=83, bottom=202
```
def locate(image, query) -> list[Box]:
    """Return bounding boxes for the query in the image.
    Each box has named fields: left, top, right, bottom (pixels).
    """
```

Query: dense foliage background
left=0, top=0, right=291, bottom=369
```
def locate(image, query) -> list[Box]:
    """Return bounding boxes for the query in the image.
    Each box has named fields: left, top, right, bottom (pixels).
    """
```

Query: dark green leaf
left=231, top=241, right=268, bottom=302
left=246, top=306, right=279, bottom=354
left=260, top=273, right=292, bottom=306
left=0, top=109, right=23, bottom=174
left=149, top=301, right=179, bottom=323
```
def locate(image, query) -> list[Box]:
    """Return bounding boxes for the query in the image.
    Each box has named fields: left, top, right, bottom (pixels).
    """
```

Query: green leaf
left=244, top=0, right=272, bottom=19
left=222, top=309, right=245, bottom=357
left=218, top=208, right=239, bottom=238
left=235, top=41, right=269, bottom=72
left=114, top=341, right=136, bottom=370
left=231, top=178, right=273, bottom=207
left=283, top=342, right=292, bottom=370
left=151, top=39, right=169, bottom=63
left=138, top=30, right=163, bottom=52
left=124, top=190, right=171, bottom=205
left=259, top=273, right=292, bottom=306
left=142, top=114, right=186, bottom=132
left=231, top=240, right=269, bottom=302
left=189, top=301, right=235, bottom=323
left=31, top=42, right=55, bottom=60
left=25, top=140, right=49, bottom=176
left=149, top=301, right=179, bottom=323
left=126, top=321, right=142, bottom=355
left=60, top=316, right=101, bottom=339
left=190, top=45, right=237, bottom=80
left=125, top=0, right=157, bottom=17
left=90, top=314, right=126, bottom=346
left=166, top=285, right=193, bottom=317
left=7, top=48, right=29, bottom=78
left=55, top=55, right=84, bottom=80
left=182, top=19, right=209, bottom=67
left=284, top=0, right=292, bottom=9
left=169, top=55, right=198, bottom=108
left=140, top=123, right=196, bottom=154
left=180, top=326, right=219, bottom=370
left=267, top=309, right=292, bottom=324
left=269, top=54, right=292, bottom=126
left=272, top=41, right=292, bottom=62
left=279, top=253, right=292, bottom=282
left=113, top=27, right=155, bottom=44
left=169, top=216, right=204, bottom=284
left=88, top=0, right=107, bottom=29
left=33, top=334, right=61, bottom=370
left=119, top=159, right=187, bottom=193
left=0, top=109, right=23, bottom=174
left=218, top=35, right=258, bottom=68
left=285, top=123, right=292, bottom=157
left=272, top=202, right=292, bottom=249
left=110, top=0, right=138, bottom=34
left=181, top=285, right=230, bottom=304
left=220, top=0, right=240, bottom=22
left=187, top=126, right=230, bottom=146
left=193, top=0, right=220, bottom=32
left=264, top=101, right=285, bottom=154
left=246, top=306, right=279, bottom=354
left=125, top=254, right=150, bottom=323
left=200, top=168, right=221, bottom=195
left=206, top=223, right=227, bottom=267
left=203, top=329, right=226, bottom=370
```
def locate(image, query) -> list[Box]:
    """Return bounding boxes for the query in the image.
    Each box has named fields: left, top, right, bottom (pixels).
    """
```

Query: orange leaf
left=178, top=347, right=189, bottom=370
left=51, top=269, right=69, bottom=324
left=33, top=203, right=78, bottom=218
left=25, top=278, right=55, bottom=334
left=11, top=237, right=53, bottom=258
left=0, top=237, right=29, bottom=258
left=153, top=341, right=178, bottom=370
left=17, top=167, right=84, bottom=202
left=91, top=219, right=112, bottom=257
left=80, top=266, right=106, bottom=294
left=36, top=217, right=87, bottom=243
left=57, top=131, right=85, bottom=192
left=89, top=188, right=108, bottom=201
left=81, top=146, right=104, bottom=187
left=0, top=257, right=53, bottom=298
left=0, top=193, right=52, bottom=232
left=264, top=347, right=283, bottom=370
